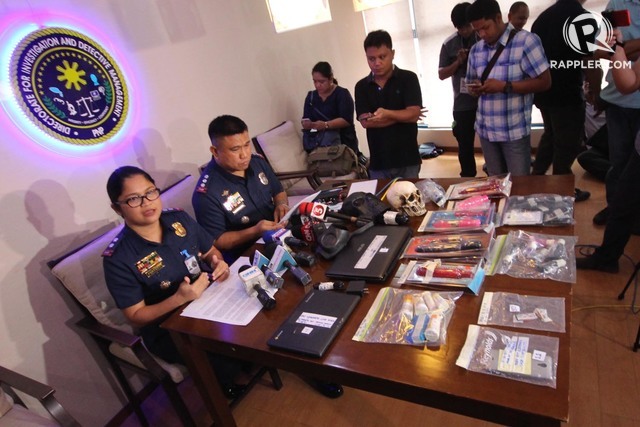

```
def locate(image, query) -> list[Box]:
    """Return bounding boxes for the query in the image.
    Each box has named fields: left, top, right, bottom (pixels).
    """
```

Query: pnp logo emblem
left=10, top=27, right=128, bottom=145
left=562, top=12, right=613, bottom=55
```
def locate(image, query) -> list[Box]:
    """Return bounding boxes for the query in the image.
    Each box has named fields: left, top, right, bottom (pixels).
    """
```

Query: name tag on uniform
left=223, top=192, right=246, bottom=214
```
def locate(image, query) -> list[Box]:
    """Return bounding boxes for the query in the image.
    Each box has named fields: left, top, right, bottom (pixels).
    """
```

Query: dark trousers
left=452, top=109, right=477, bottom=177
left=603, top=104, right=640, bottom=205
left=532, top=104, right=585, bottom=175
left=594, top=146, right=640, bottom=263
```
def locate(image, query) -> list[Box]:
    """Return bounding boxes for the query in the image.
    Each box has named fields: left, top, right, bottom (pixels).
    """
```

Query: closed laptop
left=325, top=225, right=412, bottom=282
left=267, top=290, right=360, bottom=357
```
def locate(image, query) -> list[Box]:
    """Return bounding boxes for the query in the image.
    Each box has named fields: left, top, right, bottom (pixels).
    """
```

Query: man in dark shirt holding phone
left=355, top=30, right=424, bottom=179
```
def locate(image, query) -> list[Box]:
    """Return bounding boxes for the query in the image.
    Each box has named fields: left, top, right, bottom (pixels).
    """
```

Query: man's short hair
left=467, top=0, right=502, bottom=22
left=207, top=115, right=248, bottom=146
left=364, top=30, right=392, bottom=50
left=509, top=1, right=528, bottom=14
left=451, top=3, right=471, bottom=28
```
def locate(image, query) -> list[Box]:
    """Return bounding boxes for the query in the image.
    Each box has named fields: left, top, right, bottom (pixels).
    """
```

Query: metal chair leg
left=618, top=262, right=640, bottom=300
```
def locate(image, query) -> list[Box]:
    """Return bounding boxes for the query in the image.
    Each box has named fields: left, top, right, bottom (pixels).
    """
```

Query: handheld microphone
left=262, top=228, right=289, bottom=244
left=238, top=265, right=276, bottom=310
left=264, top=243, right=312, bottom=286
left=288, top=214, right=317, bottom=244
left=299, top=202, right=366, bottom=225
left=260, top=265, right=284, bottom=288
left=253, top=250, right=284, bottom=288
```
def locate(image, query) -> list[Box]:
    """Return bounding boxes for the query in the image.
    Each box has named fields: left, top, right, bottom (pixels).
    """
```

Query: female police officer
left=102, top=165, right=246, bottom=398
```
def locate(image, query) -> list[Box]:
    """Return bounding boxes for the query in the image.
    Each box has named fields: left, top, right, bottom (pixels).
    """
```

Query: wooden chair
left=0, top=365, right=80, bottom=427
left=47, top=175, right=281, bottom=426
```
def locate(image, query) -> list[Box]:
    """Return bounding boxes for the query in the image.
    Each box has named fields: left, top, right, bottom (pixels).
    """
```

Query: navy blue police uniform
left=192, top=154, right=284, bottom=263
left=103, top=208, right=241, bottom=386
left=103, top=209, right=213, bottom=360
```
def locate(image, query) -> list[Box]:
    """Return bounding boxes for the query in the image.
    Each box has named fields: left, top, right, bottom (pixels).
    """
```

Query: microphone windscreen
left=263, top=242, right=278, bottom=259
left=289, top=221, right=316, bottom=243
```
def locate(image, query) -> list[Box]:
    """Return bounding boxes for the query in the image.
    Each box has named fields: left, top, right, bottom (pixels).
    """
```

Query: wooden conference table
left=162, top=175, right=574, bottom=427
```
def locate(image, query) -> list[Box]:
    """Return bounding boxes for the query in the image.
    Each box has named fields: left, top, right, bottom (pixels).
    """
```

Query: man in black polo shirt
left=355, top=30, right=423, bottom=179
left=530, top=0, right=600, bottom=201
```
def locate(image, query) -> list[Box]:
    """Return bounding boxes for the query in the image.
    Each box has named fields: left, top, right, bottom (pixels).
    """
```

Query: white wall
left=0, top=0, right=369, bottom=424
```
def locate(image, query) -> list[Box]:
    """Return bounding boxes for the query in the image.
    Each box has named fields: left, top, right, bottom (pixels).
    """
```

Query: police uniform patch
left=136, top=252, right=164, bottom=278
left=172, top=222, right=187, bottom=237
left=259, top=172, right=269, bottom=185
left=196, top=174, right=210, bottom=194
left=223, top=192, right=245, bottom=214
left=102, top=231, right=124, bottom=257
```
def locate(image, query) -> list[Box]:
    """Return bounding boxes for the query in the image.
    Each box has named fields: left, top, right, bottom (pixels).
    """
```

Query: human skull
left=386, top=181, right=426, bottom=216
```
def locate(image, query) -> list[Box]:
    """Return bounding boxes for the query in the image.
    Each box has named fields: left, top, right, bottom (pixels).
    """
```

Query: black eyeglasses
left=117, top=188, right=161, bottom=208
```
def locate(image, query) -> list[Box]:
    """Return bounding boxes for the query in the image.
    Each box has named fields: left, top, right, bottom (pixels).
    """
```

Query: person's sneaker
left=309, top=379, right=344, bottom=398
left=593, top=207, right=609, bottom=225
left=575, top=254, right=619, bottom=273
left=222, top=383, right=248, bottom=399
left=574, top=188, right=590, bottom=202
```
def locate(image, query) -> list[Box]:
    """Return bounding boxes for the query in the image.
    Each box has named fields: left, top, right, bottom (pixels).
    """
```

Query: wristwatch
left=503, top=81, right=513, bottom=94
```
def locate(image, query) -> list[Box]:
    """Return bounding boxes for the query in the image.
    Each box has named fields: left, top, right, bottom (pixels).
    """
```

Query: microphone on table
left=253, top=250, right=285, bottom=289
left=299, top=202, right=368, bottom=226
left=288, top=214, right=317, bottom=245
left=264, top=243, right=312, bottom=286
left=238, top=265, right=276, bottom=310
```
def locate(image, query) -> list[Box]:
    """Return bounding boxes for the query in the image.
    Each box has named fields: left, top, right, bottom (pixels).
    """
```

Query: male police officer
left=192, top=115, right=343, bottom=398
left=192, top=115, right=288, bottom=263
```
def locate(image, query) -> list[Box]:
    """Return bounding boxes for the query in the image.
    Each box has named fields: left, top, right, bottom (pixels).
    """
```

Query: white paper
left=347, top=179, right=378, bottom=196
left=180, top=257, right=277, bottom=326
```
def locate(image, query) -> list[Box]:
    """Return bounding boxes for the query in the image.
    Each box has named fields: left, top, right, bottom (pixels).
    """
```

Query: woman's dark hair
left=467, top=0, right=501, bottom=22
left=207, top=115, right=249, bottom=146
left=451, top=3, right=471, bottom=28
left=106, top=166, right=155, bottom=204
left=312, top=61, right=338, bottom=85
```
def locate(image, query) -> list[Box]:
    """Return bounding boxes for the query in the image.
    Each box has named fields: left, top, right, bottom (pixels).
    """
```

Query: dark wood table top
left=163, top=174, right=574, bottom=426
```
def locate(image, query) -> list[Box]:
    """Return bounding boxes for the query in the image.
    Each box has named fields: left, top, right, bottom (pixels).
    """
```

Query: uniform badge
left=172, top=222, right=187, bottom=237
left=222, top=189, right=229, bottom=197
left=223, top=192, right=246, bottom=214
left=259, top=172, right=269, bottom=185
left=136, top=252, right=165, bottom=278
left=241, top=215, right=250, bottom=224
left=159, top=280, right=171, bottom=290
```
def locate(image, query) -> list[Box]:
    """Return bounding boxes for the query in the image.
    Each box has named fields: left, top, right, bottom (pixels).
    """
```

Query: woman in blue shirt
left=301, top=61, right=360, bottom=156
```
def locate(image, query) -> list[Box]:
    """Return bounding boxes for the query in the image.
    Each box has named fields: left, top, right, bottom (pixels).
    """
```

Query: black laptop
left=267, top=290, right=360, bottom=357
left=325, top=225, right=412, bottom=282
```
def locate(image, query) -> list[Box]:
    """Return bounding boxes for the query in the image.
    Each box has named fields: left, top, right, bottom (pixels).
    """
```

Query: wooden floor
left=116, top=153, right=640, bottom=427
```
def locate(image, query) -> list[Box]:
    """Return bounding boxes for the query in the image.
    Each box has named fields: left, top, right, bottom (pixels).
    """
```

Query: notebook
left=267, top=290, right=360, bottom=357
left=325, top=225, right=412, bottom=282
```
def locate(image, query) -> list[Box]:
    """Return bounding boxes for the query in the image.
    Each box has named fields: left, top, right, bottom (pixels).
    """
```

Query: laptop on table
left=325, top=225, right=412, bottom=282
left=267, top=290, right=360, bottom=357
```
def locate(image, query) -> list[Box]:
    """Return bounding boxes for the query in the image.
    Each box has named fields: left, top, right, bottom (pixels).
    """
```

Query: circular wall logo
left=10, top=27, right=128, bottom=145
left=562, top=11, right=613, bottom=55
